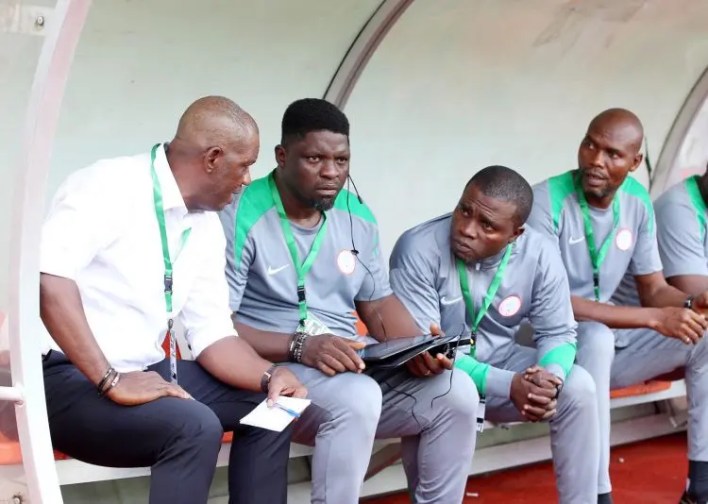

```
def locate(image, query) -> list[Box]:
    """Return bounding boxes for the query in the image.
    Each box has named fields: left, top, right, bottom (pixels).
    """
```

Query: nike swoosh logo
left=267, top=264, right=289, bottom=275
left=440, top=296, right=462, bottom=306
left=568, top=236, right=585, bottom=245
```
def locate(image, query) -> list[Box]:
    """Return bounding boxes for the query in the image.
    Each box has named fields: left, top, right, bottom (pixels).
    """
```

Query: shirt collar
left=152, top=143, right=188, bottom=215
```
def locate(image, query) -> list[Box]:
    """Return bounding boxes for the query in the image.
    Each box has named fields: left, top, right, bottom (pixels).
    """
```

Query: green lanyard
left=574, top=175, right=620, bottom=302
left=150, top=143, right=192, bottom=383
left=268, top=173, right=328, bottom=327
left=455, top=244, right=512, bottom=350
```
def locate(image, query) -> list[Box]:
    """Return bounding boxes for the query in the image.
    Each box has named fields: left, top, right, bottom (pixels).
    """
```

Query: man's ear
left=205, top=146, right=222, bottom=174
left=509, top=225, right=525, bottom=243
left=629, top=153, right=644, bottom=173
left=274, top=144, right=286, bottom=168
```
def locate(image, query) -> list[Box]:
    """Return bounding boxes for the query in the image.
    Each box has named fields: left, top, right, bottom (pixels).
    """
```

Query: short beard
left=584, top=185, right=613, bottom=202
left=313, top=198, right=335, bottom=211
left=289, top=184, right=336, bottom=212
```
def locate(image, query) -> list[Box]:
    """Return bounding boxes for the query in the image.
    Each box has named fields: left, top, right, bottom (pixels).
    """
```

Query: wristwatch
left=684, top=295, right=695, bottom=310
left=554, top=381, right=564, bottom=400
left=260, top=364, right=278, bottom=393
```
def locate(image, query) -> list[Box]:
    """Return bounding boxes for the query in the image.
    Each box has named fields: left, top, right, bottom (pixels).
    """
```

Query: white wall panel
left=345, top=0, right=708, bottom=255
left=49, top=0, right=380, bottom=194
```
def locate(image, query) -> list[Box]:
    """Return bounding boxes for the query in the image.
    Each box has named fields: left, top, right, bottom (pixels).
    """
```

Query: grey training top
left=527, top=169, right=662, bottom=303
left=390, top=214, right=577, bottom=397
left=612, top=175, right=708, bottom=307
left=219, top=172, right=391, bottom=337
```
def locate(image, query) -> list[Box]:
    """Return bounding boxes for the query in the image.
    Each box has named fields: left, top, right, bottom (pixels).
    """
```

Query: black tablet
left=358, top=335, right=436, bottom=363
left=426, top=334, right=471, bottom=359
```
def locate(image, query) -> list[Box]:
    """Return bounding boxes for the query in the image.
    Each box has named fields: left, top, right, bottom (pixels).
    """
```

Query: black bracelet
left=96, top=366, right=116, bottom=395
left=98, top=369, right=118, bottom=396
left=554, top=381, right=563, bottom=400
left=261, top=364, right=278, bottom=393
left=101, top=372, right=121, bottom=397
left=287, top=334, right=298, bottom=361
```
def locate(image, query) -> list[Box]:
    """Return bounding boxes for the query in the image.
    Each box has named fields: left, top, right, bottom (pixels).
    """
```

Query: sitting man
left=219, top=98, right=478, bottom=504
left=613, top=164, right=708, bottom=504
left=389, top=165, right=599, bottom=504
left=41, top=96, right=306, bottom=504
left=654, top=163, right=708, bottom=296
left=527, top=108, right=708, bottom=504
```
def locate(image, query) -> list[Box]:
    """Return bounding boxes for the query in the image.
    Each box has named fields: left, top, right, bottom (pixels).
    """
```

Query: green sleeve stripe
left=454, top=353, right=489, bottom=396
left=685, top=176, right=707, bottom=242
left=333, top=188, right=377, bottom=223
left=538, top=342, right=576, bottom=377
left=619, top=176, right=655, bottom=235
left=547, top=171, right=576, bottom=233
left=233, top=174, right=276, bottom=266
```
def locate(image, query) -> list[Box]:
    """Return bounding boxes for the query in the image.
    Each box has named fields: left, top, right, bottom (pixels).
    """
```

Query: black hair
left=281, top=98, right=349, bottom=145
left=465, top=165, right=534, bottom=226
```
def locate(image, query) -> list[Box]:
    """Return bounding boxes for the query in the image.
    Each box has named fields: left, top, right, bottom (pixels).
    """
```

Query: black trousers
left=43, top=351, right=292, bottom=504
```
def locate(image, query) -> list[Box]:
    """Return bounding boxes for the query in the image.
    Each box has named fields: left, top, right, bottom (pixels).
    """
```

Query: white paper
left=239, top=396, right=311, bottom=432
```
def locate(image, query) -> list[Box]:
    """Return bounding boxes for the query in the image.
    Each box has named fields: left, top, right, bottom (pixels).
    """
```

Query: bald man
left=527, top=108, right=708, bottom=504
left=40, top=96, right=306, bottom=504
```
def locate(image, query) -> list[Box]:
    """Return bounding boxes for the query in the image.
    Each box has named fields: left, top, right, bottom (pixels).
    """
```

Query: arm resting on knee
left=40, top=273, right=111, bottom=385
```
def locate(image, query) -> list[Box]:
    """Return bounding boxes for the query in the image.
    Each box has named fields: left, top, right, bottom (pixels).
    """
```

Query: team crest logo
left=337, top=249, right=357, bottom=275
left=498, top=295, right=522, bottom=317
left=615, top=228, right=633, bottom=251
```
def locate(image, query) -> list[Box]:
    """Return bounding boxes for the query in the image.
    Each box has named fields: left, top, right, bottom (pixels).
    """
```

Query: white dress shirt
left=41, top=144, right=236, bottom=372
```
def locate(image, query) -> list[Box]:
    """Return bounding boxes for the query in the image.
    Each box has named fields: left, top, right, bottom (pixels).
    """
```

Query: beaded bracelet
left=288, top=332, right=308, bottom=363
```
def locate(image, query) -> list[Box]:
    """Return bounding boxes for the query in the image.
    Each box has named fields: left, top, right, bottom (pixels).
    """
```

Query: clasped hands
left=510, top=365, right=563, bottom=422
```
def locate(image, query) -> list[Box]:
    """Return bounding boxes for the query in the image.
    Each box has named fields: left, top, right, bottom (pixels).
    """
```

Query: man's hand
left=406, top=352, right=453, bottom=377
left=651, top=306, right=707, bottom=344
left=300, top=334, right=366, bottom=376
left=106, top=371, right=191, bottom=406
left=406, top=322, right=453, bottom=378
left=267, top=366, right=307, bottom=405
left=523, top=365, right=563, bottom=392
left=510, top=371, right=558, bottom=422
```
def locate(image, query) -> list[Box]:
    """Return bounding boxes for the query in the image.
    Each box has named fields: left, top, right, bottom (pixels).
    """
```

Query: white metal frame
left=323, top=0, right=414, bottom=107
left=7, top=1, right=92, bottom=502
left=650, top=65, right=708, bottom=196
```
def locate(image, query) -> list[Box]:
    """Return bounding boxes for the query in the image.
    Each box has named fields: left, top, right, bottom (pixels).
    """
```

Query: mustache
left=582, top=169, right=607, bottom=180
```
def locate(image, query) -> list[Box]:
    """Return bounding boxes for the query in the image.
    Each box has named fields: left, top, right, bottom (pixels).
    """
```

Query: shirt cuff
left=485, top=366, right=516, bottom=400
left=543, top=363, right=566, bottom=382
left=187, top=320, right=238, bottom=358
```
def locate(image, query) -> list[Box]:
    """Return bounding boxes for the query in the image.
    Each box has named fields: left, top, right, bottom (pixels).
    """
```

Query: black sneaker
left=680, top=490, right=704, bottom=504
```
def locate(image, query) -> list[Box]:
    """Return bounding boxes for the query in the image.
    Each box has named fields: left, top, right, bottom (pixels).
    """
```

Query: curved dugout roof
left=1, top=1, right=707, bottom=501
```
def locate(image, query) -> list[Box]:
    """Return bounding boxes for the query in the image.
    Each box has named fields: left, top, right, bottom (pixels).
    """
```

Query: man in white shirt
left=40, top=96, right=306, bottom=504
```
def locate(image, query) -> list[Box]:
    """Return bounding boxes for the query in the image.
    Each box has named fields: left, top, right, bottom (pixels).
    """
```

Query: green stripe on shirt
left=538, top=342, right=576, bottom=378
left=233, top=175, right=275, bottom=266
left=454, top=353, right=490, bottom=396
